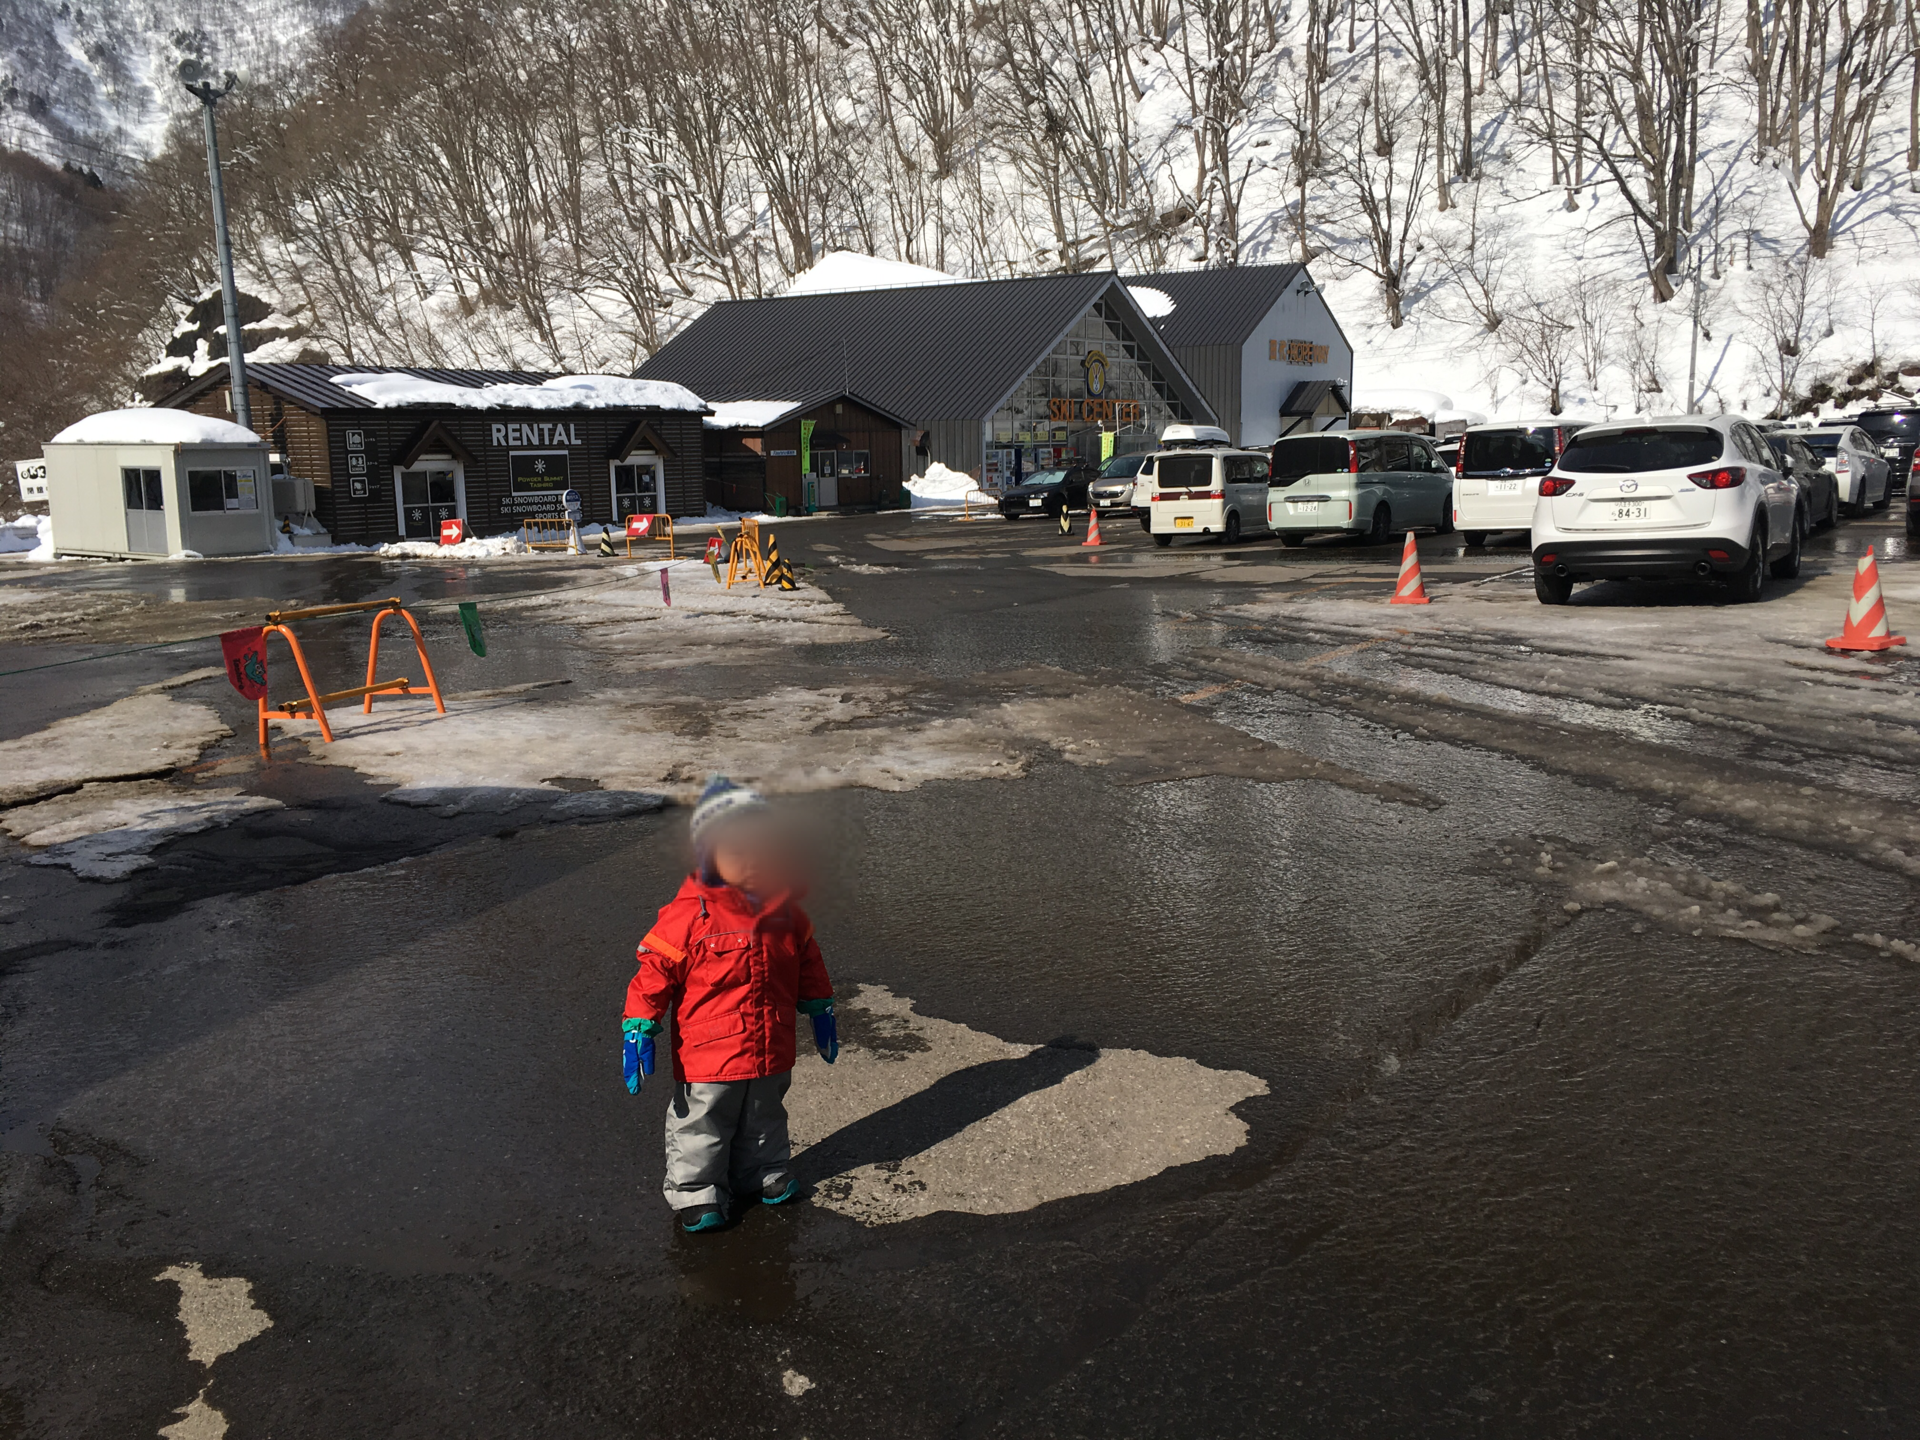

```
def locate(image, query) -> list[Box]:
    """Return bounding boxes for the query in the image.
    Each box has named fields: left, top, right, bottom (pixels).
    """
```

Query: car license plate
left=1027, top=497, right=1042, bottom=507
left=1288, top=501, right=1322, bottom=514
left=1609, top=503, right=1652, bottom=522
left=1174, top=516, right=1194, bottom=529
left=1488, top=479, right=1523, bottom=495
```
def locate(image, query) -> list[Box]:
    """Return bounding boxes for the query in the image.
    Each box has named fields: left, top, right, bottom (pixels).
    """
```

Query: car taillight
left=1154, top=491, right=1182, bottom=501
left=1707, top=549, right=1731, bottom=561
left=1348, top=441, right=1359, bottom=474
left=1202, top=490, right=1224, bottom=500
left=1835, top=456, right=1851, bottom=472
left=1538, top=552, right=1557, bottom=565
left=1540, top=476, right=1575, bottom=496
left=1686, top=465, right=1745, bottom=490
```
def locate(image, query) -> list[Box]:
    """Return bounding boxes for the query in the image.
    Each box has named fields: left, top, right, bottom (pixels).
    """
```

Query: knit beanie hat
left=689, top=774, right=768, bottom=848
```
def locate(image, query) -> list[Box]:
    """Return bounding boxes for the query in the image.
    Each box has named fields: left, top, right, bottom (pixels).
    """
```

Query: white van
left=1454, top=421, right=1588, bottom=545
left=1147, top=426, right=1272, bottom=546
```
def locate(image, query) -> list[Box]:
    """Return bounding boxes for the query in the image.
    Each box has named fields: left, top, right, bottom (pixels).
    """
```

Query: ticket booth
left=44, top=409, right=277, bottom=558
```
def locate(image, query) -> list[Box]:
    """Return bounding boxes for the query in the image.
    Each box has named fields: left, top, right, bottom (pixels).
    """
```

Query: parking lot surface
left=3, top=510, right=1918, bottom=1436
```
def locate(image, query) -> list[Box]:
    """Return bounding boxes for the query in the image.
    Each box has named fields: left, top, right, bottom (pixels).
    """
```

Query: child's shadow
left=798, top=1038, right=1099, bottom=1181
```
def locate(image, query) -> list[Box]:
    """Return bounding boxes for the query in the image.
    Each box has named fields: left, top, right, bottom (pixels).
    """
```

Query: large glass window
left=1462, top=427, right=1557, bottom=476
left=186, top=468, right=258, bottom=512
left=985, top=300, right=1191, bottom=486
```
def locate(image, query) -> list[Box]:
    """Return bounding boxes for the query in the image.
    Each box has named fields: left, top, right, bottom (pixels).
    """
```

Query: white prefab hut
left=46, top=409, right=276, bottom=558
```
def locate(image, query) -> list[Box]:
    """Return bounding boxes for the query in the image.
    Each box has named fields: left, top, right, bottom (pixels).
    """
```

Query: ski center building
left=160, top=364, right=707, bottom=545
left=636, top=261, right=1351, bottom=489
left=635, top=271, right=1215, bottom=490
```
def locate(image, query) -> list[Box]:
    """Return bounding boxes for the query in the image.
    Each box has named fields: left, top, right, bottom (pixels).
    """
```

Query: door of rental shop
left=612, top=457, right=661, bottom=522
left=121, top=466, right=167, bottom=554
left=397, top=463, right=463, bottom=540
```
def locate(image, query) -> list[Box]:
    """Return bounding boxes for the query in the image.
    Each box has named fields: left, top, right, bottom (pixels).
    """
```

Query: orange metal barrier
left=522, top=518, right=577, bottom=553
left=622, top=513, right=676, bottom=558
left=257, top=597, right=447, bottom=761
left=725, top=517, right=768, bottom=589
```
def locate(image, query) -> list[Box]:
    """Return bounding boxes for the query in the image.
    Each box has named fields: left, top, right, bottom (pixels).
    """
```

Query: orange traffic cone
left=1390, top=530, right=1430, bottom=605
left=1826, top=552, right=1907, bottom=651
left=1082, top=505, right=1104, bottom=547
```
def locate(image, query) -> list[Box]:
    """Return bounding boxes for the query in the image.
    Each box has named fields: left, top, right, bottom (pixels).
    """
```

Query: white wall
left=1238, top=284, right=1355, bottom=448
left=46, top=443, right=276, bottom=557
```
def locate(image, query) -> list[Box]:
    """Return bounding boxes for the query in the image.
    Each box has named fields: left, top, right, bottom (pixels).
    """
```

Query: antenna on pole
left=183, top=72, right=251, bottom=433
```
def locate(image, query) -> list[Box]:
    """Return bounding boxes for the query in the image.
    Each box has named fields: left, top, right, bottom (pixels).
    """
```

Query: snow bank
left=0, top=514, right=52, bottom=560
left=783, top=251, right=962, bottom=295
left=905, top=462, right=987, bottom=509
left=332, top=372, right=706, bottom=412
left=1127, top=285, right=1177, bottom=319
left=705, top=401, right=798, bottom=429
left=50, top=409, right=261, bottom=447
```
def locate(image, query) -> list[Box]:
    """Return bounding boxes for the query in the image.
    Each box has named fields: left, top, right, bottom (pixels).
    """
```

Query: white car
left=1530, top=415, right=1805, bottom=605
left=1147, top=426, right=1272, bottom=545
left=1454, top=420, right=1588, bottom=545
left=1798, top=425, right=1891, bottom=516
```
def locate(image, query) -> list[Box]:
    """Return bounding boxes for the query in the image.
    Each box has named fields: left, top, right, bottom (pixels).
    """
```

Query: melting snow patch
left=905, top=462, right=988, bottom=508
left=156, top=1262, right=272, bottom=1440
left=2, top=781, right=281, bottom=879
left=780, top=1369, right=816, bottom=1397
left=788, top=986, right=1266, bottom=1225
left=0, top=693, right=233, bottom=808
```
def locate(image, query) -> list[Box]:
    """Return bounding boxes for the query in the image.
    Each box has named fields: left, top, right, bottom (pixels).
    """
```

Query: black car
left=1849, top=407, right=1919, bottom=494
left=998, top=465, right=1096, bottom=520
left=1763, top=430, right=1841, bottom=531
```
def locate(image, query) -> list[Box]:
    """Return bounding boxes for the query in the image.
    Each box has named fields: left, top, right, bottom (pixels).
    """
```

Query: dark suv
left=1849, top=408, right=1919, bottom=496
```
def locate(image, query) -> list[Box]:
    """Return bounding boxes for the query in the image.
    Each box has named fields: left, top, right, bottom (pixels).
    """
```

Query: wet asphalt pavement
left=2, top=511, right=1918, bottom=1437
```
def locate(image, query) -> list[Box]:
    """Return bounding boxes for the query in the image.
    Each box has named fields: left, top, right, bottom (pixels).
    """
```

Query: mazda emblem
left=1619, top=479, right=1639, bottom=493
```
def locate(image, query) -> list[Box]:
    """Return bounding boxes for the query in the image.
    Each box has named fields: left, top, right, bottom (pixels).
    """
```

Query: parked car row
left=1003, top=409, right=1905, bottom=606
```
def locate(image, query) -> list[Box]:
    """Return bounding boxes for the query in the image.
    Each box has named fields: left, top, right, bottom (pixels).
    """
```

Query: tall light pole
left=183, top=73, right=251, bottom=433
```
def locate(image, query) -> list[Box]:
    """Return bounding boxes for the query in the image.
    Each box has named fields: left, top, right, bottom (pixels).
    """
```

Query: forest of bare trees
left=3, top=0, right=1918, bottom=465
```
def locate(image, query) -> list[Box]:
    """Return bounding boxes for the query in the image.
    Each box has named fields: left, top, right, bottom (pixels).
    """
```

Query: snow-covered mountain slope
left=0, top=0, right=361, bottom=178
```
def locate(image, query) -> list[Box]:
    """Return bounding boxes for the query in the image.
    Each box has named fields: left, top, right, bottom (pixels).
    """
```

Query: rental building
left=161, top=364, right=707, bottom=544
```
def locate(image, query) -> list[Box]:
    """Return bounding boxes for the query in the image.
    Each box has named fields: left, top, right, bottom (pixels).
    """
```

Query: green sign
left=1101, top=430, right=1116, bottom=463
left=800, top=419, right=815, bottom=475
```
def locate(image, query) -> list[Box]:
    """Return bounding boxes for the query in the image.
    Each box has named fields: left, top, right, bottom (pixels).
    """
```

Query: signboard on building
left=1272, top=338, right=1331, bottom=365
left=505, top=450, right=571, bottom=515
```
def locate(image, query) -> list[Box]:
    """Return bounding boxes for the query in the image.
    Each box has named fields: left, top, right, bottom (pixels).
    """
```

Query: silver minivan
left=1266, top=430, right=1454, bottom=545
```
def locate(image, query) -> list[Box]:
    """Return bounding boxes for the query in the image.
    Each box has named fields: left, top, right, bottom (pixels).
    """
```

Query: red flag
left=220, top=627, right=269, bottom=700
left=660, top=568, right=672, bottom=606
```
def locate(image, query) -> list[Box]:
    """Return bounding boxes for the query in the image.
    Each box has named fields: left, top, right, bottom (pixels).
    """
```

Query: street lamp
left=183, top=73, right=251, bottom=433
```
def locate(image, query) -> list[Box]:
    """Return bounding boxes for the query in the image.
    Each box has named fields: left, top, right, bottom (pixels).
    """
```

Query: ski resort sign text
left=1047, top=398, right=1145, bottom=426
left=491, top=422, right=583, bottom=447
left=1271, top=339, right=1330, bottom=365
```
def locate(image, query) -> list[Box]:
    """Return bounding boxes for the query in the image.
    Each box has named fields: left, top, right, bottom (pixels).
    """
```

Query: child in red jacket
left=623, top=776, right=837, bottom=1233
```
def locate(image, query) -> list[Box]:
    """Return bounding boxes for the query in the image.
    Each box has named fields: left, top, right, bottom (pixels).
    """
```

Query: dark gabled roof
left=161, top=362, right=552, bottom=412
left=1124, top=264, right=1309, bottom=348
left=703, top=389, right=916, bottom=431
left=1281, top=380, right=1349, bottom=416
left=635, top=272, right=1212, bottom=423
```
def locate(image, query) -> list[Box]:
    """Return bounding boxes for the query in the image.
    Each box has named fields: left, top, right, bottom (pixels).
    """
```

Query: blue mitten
left=810, top=1006, right=839, bottom=1065
left=622, top=1018, right=658, bottom=1093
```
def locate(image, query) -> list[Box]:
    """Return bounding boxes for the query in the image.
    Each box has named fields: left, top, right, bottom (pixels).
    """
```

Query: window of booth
left=810, top=450, right=870, bottom=478
left=121, top=467, right=164, bottom=510
left=187, top=469, right=259, bottom=512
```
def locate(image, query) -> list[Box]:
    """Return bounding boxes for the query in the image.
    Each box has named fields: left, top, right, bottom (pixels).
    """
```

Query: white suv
left=1530, top=416, right=1805, bottom=605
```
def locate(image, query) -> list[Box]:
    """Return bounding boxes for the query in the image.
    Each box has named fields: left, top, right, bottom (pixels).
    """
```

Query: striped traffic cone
left=1082, top=505, right=1104, bottom=547
left=1389, top=531, right=1431, bottom=605
left=1826, top=552, right=1907, bottom=651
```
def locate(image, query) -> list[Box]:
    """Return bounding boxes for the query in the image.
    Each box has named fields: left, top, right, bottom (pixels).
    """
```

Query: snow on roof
left=331, top=372, right=706, bottom=411
left=1126, top=285, right=1177, bottom=319
left=1352, top=387, right=1455, bottom=416
left=783, top=250, right=962, bottom=296
left=704, top=401, right=803, bottom=429
left=50, top=408, right=263, bottom=447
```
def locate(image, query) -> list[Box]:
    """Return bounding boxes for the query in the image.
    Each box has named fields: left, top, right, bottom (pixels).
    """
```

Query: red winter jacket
left=624, top=875, right=833, bottom=1083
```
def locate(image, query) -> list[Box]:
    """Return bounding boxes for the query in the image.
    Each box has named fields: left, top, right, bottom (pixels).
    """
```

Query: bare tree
left=1742, top=253, right=1827, bottom=412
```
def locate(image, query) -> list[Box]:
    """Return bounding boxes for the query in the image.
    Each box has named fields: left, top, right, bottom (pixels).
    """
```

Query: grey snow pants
left=662, top=1070, right=793, bottom=1211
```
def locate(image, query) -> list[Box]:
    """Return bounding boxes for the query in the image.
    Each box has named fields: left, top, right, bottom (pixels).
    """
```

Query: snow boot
left=679, top=1205, right=727, bottom=1233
